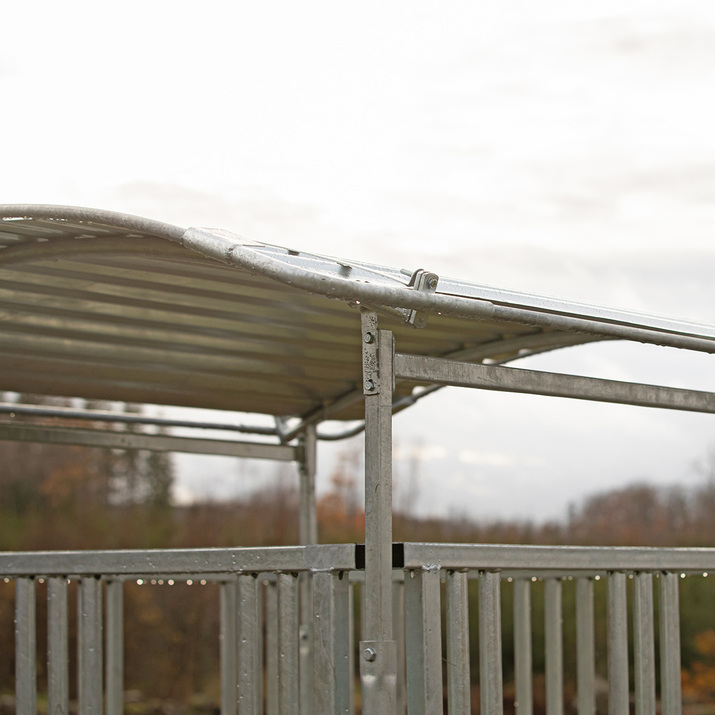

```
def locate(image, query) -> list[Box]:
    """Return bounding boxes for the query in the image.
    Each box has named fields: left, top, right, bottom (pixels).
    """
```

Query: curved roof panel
left=0, top=205, right=713, bottom=421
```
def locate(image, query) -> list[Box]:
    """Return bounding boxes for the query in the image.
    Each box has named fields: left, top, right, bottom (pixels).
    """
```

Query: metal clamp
left=405, top=268, right=439, bottom=329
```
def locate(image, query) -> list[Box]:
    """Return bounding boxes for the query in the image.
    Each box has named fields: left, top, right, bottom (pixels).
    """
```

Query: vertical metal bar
left=514, top=579, right=533, bottom=715
left=298, top=424, right=318, bottom=547
left=78, top=577, right=103, bottom=715
left=313, top=571, right=351, bottom=715
left=360, top=313, right=397, bottom=712
left=238, top=575, right=259, bottom=715
left=659, top=573, right=682, bottom=715
left=15, top=577, right=37, bottom=715
left=221, top=579, right=238, bottom=715
left=393, top=578, right=406, bottom=715
left=633, top=573, right=655, bottom=715
left=607, top=572, right=629, bottom=715
left=349, top=582, right=356, bottom=715
left=278, top=572, right=299, bottom=715
left=479, top=571, right=504, bottom=715
left=105, top=579, right=124, bottom=715
left=266, top=579, right=279, bottom=715
left=545, top=578, right=563, bottom=715
left=576, top=578, right=595, bottom=715
left=446, top=569, right=470, bottom=715
left=48, top=577, right=69, bottom=715
left=299, top=425, right=318, bottom=715
left=404, top=567, right=443, bottom=715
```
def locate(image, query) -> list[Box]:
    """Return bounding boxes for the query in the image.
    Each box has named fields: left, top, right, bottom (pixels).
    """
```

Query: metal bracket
left=405, top=268, right=439, bottom=329
left=359, top=640, right=398, bottom=712
left=361, top=310, right=379, bottom=395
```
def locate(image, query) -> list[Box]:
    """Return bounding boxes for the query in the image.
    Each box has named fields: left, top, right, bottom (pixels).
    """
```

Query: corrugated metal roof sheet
left=1, top=205, right=713, bottom=422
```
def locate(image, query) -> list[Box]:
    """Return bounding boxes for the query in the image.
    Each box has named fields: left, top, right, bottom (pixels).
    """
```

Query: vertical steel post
left=105, top=579, right=124, bottom=715
left=15, top=577, right=37, bottom=715
left=514, top=579, right=533, bottom=715
left=221, top=579, right=238, bottom=715
left=360, top=311, right=397, bottom=712
left=313, top=570, right=351, bottom=714
left=266, top=580, right=279, bottom=715
left=298, top=424, right=318, bottom=547
left=446, top=569, right=471, bottom=715
left=393, top=578, right=406, bottom=715
left=576, top=578, right=595, bottom=715
left=278, top=572, right=300, bottom=715
left=479, top=571, right=504, bottom=715
left=633, top=573, right=655, bottom=715
left=298, top=425, right=317, bottom=715
left=404, top=567, right=443, bottom=715
left=607, top=572, right=629, bottom=715
left=78, top=576, right=103, bottom=715
left=48, top=577, right=69, bottom=715
left=659, top=573, right=682, bottom=715
left=545, top=578, right=563, bottom=715
left=238, top=574, right=260, bottom=715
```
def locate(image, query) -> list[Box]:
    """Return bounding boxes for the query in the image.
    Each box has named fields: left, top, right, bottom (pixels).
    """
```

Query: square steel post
left=298, top=425, right=317, bottom=715
left=360, top=311, right=397, bottom=713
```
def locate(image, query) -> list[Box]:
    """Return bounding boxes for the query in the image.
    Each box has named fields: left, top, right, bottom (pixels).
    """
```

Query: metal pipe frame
left=0, top=401, right=279, bottom=436
left=0, top=421, right=297, bottom=461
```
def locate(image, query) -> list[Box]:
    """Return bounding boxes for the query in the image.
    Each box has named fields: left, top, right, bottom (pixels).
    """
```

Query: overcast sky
left=3, top=1, right=715, bottom=521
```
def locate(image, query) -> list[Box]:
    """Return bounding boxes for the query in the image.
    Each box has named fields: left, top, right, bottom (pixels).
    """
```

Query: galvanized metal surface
left=47, top=577, right=69, bottom=715
left=478, top=571, right=504, bottom=715
left=105, top=580, right=124, bottom=715
left=575, top=578, right=596, bottom=715
left=5, top=204, right=712, bottom=424
left=659, top=573, right=683, bottom=715
left=545, top=578, right=564, bottom=715
left=78, top=577, right=103, bottom=715
left=0, top=421, right=298, bottom=460
left=395, top=353, right=715, bottom=414
left=404, top=568, right=443, bottom=714
left=513, top=579, right=533, bottom=715
left=402, top=542, right=715, bottom=574
left=15, top=577, right=37, bottom=715
left=445, top=570, right=470, bottom=715
left=607, top=573, right=629, bottom=715
left=220, top=580, right=238, bottom=715
left=0, top=543, right=357, bottom=577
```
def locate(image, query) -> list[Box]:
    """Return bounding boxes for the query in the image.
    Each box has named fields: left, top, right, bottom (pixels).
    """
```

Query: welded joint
left=406, top=268, right=439, bottom=329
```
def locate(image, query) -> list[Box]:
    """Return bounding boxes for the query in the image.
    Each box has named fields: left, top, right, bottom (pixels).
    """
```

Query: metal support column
left=360, top=310, right=397, bottom=713
left=298, top=425, right=317, bottom=715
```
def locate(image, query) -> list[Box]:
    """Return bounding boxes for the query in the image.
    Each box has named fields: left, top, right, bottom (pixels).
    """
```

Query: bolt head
left=364, top=332, right=375, bottom=344
left=362, top=647, right=377, bottom=662
left=364, top=379, right=376, bottom=392
left=427, top=276, right=438, bottom=290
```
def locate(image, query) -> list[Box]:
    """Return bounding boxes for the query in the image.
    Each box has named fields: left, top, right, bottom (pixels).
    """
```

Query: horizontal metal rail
left=401, top=542, right=715, bottom=574
left=0, top=402, right=279, bottom=436
left=395, top=353, right=715, bottom=414
left=0, top=544, right=357, bottom=578
left=0, top=422, right=297, bottom=460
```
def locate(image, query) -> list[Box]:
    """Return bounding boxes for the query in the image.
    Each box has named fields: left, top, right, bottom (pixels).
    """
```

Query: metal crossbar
left=3, top=542, right=707, bottom=714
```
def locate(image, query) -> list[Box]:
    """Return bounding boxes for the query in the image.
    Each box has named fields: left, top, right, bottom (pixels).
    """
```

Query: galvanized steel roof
left=1, top=205, right=713, bottom=422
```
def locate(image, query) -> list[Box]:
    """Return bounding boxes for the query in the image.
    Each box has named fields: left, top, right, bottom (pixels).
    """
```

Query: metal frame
left=2, top=205, right=715, bottom=713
